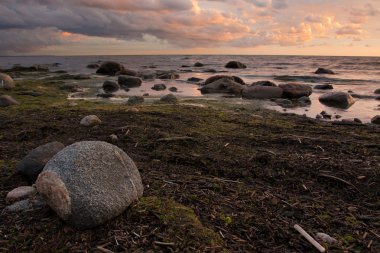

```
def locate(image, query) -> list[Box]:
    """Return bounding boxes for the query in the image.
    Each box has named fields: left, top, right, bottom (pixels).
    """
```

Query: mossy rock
left=130, top=196, right=228, bottom=252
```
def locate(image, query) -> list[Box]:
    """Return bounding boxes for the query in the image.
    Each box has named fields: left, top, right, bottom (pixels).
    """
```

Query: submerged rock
left=200, top=78, right=245, bottom=95
left=375, top=89, right=380, bottom=94
left=158, top=73, right=180, bottom=80
left=0, top=95, right=19, bottom=107
left=194, top=62, right=204, bottom=67
left=314, top=84, right=334, bottom=90
left=116, top=69, right=137, bottom=76
left=204, top=75, right=245, bottom=85
left=315, top=68, right=335, bottom=74
left=80, top=115, right=102, bottom=127
left=188, top=77, right=203, bottom=82
left=118, top=75, right=142, bottom=88
left=96, top=61, right=125, bottom=76
left=35, top=141, right=143, bottom=229
left=0, top=73, right=15, bottom=90
left=169, top=87, right=178, bottom=92
left=279, top=83, right=312, bottom=99
left=16, top=142, right=65, bottom=182
left=319, top=92, right=355, bottom=108
left=242, top=86, right=283, bottom=99
left=225, top=61, right=247, bottom=69
left=103, top=80, right=120, bottom=93
left=160, top=94, right=178, bottom=103
left=86, top=63, right=100, bottom=69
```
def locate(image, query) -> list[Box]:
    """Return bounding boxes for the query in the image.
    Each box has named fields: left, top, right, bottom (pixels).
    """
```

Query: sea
left=1, top=55, right=379, bottom=122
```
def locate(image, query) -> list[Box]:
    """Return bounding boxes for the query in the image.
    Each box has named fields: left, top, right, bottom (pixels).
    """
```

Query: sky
left=0, top=0, right=380, bottom=56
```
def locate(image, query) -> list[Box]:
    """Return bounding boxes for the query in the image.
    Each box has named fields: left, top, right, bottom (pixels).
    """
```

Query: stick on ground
left=294, top=224, right=326, bottom=253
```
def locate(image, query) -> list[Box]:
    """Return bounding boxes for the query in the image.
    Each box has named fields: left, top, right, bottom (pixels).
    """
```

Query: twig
left=154, top=241, right=175, bottom=246
left=319, top=173, right=359, bottom=191
left=369, top=230, right=380, bottom=240
left=96, top=246, right=114, bottom=253
left=294, top=224, right=326, bottom=253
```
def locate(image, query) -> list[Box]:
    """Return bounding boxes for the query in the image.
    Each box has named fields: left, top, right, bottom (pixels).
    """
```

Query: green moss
left=341, top=235, right=355, bottom=245
left=131, top=196, right=227, bottom=252
left=345, top=216, right=359, bottom=226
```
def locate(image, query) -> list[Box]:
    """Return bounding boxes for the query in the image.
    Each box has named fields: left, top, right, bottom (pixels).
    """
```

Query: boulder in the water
left=0, top=73, right=15, bottom=90
left=127, top=96, right=144, bottom=105
left=35, top=141, right=143, bottom=229
left=225, top=61, right=247, bottom=69
left=194, top=62, right=204, bottom=67
left=80, top=115, right=102, bottom=127
left=86, top=63, right=100, bottom=69
left=315, top=68, right=335, bottom=74
left=187, top=77, right=203, bottom=82
left=118, top=75, right=142, bottom=88
left=0, top=95, right=19, bottom=107
left=16, top=142, right=65, bottom=182
left=319, top=92, right=355, bottom=108
left=96, top=61, right=125, bottom=76
left=242, top=86, right=283, bottom=99
left=251, top=81, right=277, bottom=87
left=158, top=73, right=180, bottom=80
left=200, top=78, right=245, bottom=95
left=204, top=75, right=245, bottom=85
left=374, top=89, right=380, bottom=94
left=151, top=84, right=167, bottom=91
left=279, top=83, right=312, bottom=99
left=169, top=87, right=178, bottom=92
left=116, top=69, right=137, bottom=76
left=103, top=81, right=120, bottom=93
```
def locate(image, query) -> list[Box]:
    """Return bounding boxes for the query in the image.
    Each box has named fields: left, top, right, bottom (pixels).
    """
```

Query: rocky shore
left=0, top=63, right=379, bottom=252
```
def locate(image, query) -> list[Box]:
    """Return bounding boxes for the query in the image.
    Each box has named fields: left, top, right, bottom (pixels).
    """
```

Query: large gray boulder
left=0, top=73, right=15, bottom=90
left=279, top=83, right=312, bottom=99
left=35, top=141, right=143, bottom=229
left=0, top=95, right=19, bottom=107
left=225, top=61, right=247, bottom=69
left=118, top=75, right=142, bottom=88
left=319, top=92, right=355, bottom=108
left=242, top=86, right=283, bottom=99
left=96, top=61, right=125, bottom=76
left=16, top=142, right=65, bottom=182
left=200, top=78, right=245, bottom=95
left=205, top=75, right=245, bottom=85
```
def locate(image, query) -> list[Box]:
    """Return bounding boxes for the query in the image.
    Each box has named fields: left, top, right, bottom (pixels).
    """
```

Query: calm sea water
left=1, top=55, right=379, bottom=122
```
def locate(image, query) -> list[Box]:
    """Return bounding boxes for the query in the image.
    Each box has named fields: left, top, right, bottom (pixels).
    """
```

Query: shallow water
left=1, top=55, right=379, bottom=122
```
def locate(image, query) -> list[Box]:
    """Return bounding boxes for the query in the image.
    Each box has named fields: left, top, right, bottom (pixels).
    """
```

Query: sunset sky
left=1, top=0, right=380, bottom=56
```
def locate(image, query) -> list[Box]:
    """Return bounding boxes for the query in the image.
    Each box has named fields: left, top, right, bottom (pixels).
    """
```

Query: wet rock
left=371, top=115, right=380, bottom=125
left=242, top=86, right=283, bottom=99
left=316, top=233, right=338, bottom=245
left=320, top=111, right=332, bottom=119
left=169, top=87, right=178, bottom=92
left=188, top=77, right=203, bottom=82
left=335, top=115, right=342, bottom=119
left=204, top=75, right=245, bottom=85
left=6, top=186, right=37, bottom=204
left=200, top=78, right=245, bottom=95
left=354, top=118, right=362, bottom=123
left=351, top=94, right=377, bottom=99
left=297, top=96, right=311, bottom=105
left=194, top=62, right=204, bottom=67
left=251, top=81, right=277, bottom=87
left=314, top=84, right=334, bottom=90
left=0, top=95, right=19, bottom=107
left=16, top=142, right=65, bottom=182
left=316, top=115, right=322, bottom=119
left=80, top=115, right=102, bottom=127
left=3, top=196, right=47, bottom=213
left=11, top=64, right=49, bottom=72
left=127, top=96, right=144, bottom=105
left=86, top=63, right=100, bottom=69
left=116, top=69, right=137, bottom=76
left=272, top=98, right=293, bottom=107
left=143, top=93, right=150, bottom=97
left=203, top=69, right=217, bottom=73
left=158, top=73, right=180, bottom=80
left=279, top=83, right=312, bottom=99
left=319, top=92, right=355, bottom=108
left=375, top=89, right=380, bottom=94
left=0, top=73, right=15, bottom=90
left=225, top=61, right=247, bottom=69
left=118, top=75, right=142, bottom=88
left=315, top=68, right=335, bottom=74
left=96, top=61, right=125, bottom=76
left=181, top=65, right=190, bottom=68
left=151, top=84, right=167, bottom=91
left=160, top=94, right=178, bottom=103
left=35, top=141, right=143, bottom=229
left=102, top=80, right=120, bottom=93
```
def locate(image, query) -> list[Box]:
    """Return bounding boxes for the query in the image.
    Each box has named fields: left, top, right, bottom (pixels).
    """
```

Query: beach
left=0, top=60, right=379, bottom=252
